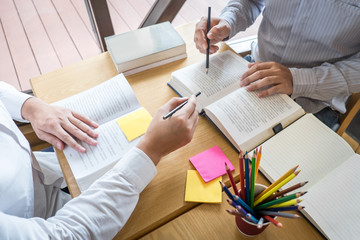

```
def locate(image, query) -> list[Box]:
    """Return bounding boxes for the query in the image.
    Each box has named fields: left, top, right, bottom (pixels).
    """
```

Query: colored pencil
left=255, top=192, right=307, bottom=210
left=239, top=151, right=246, bottom=201
left=265, top=181, right=308, bottom=202
left=244, top=152, right=250, bottom=205
left=226, top=209, right=243, bottom=217
left=205, top=6, right=211, bottom=74
left=257, top=217, right=264, bottom=229
left=267, top=198, right=303, bottom=208
left=219, top=181, right=235, bottom=201
left=258, top=210, right=301, bottom=219
left=233, top=195, right=257, bottom=217
left=254, top=170, right=301, bottom=206
left=255, top=165, right=299, bottom=202
left=266, top=205, right=305, bottom=212
left=250, top=150, right=256, bottom=208
left=263, top=215, right=283, bottom=228
left=255, top=146, right=262, bottom=181
left=225, top=163, right=239, bottom=197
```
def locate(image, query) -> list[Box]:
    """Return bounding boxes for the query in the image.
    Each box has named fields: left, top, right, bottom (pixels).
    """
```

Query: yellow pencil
left=255, top=146, right=262, bottom=181
left=255, top=165, right=299, bottom=202
left=254, top=170, right=301, bottom=206
left=265, top=198, right=303, bottom=208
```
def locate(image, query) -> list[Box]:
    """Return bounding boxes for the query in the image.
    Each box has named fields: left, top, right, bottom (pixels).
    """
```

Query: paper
left=190, top=146, right=234, bottom=182
left=184, top=170, right=222, bottom=203
left=116, top=108, right=152, bottom=141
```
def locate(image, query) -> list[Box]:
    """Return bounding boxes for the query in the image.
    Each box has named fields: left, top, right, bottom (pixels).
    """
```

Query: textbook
left=105, top=21, right=186, bottom=76
left=168, top=50, right=305, bottom=152
left=53, top=74, right=152, bottom=192
left=258, top=113, right=360, bottom=240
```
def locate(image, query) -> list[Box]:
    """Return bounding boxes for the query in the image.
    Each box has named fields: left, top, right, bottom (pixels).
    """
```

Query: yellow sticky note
left=116, top=108, right=152, bottom=141
left=185, top=170, right=222, bottom=203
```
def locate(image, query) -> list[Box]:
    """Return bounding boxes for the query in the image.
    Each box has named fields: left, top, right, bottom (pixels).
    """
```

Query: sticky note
left=184, top=170, right=222, bottom=203
left=116, top=108, right=152, bottom=141
left=190, top=145, right=234, bottom=182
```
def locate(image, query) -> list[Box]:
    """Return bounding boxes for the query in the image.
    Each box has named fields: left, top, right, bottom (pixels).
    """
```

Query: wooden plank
left=52, top=0, right=101, bottom=59
left=176, top=1, right=202, bottom=23
left=186, top=0, right=224, bottom=18
left=70, top=0, right=97, bottom=42
left=0, top=19, right=20, bottom=90
left=32, top=0, right=82, bottom=67
left=107, top=2, right=131, bottom=34
left=128, top=0, right=153, bottom=20
left=0, top=0, right=40, bottom=91
left=109, top=0, right=143, bottom=30
left=14, top=0, right=62, bottom=76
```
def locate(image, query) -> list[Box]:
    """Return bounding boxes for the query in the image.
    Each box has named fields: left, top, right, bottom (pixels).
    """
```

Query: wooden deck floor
left=0, top=0, right=260, bottom=92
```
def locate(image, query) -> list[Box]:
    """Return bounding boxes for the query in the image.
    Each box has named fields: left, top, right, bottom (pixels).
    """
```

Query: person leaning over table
left=194, top=0, right=360, bottom=131
left=0, top=81, right=199, bottom=239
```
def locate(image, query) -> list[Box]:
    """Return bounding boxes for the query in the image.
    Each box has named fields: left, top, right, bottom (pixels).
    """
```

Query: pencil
left=226, top=209, right=243, bottom=217
left=264, top=181, right=308, bottom=202
left=263, top=215, right=283, bottom=228
left=258, top=210, right=301, bottom=219
left=233, top=195, right=257, bottom=217
left=266, top=198, right=303, bottom=208
left=162, top=91, right=201, bottom=119
left=254, top=192, right=307, bottom=210
left=254, top=165, right=299, bottom=202
left=219, top=181, right=235, bottom=201
left=205, top=6, right=211, bottom=74
left=239, top=151, right=246, bottom=201
left=257, top=217, right=264, bottom=229
left=244, top=152, right=250, bottom=205
left=255, top=146, right=262, bottom=181
left=266, top=205, right=305, bottom=212
left=225, top=163, right=239, bottom=197
left=254, top=170, right=301, bottom=206
left=226, top=200, right=249, bottom=217
left=250, top=150, right=256, bottom=208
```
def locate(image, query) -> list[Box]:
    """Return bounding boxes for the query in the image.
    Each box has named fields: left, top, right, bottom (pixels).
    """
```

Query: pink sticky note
left=190, top=146, right=234, bottom=183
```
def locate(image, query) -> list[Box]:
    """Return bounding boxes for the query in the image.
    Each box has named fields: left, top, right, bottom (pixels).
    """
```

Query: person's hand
left=194, top=17, right=230, bottom=54
left=137, top=96, right=199, bottom=165
left=240, top=61, right=294, bottom=98
left=21, top=97, right=99, bottom=153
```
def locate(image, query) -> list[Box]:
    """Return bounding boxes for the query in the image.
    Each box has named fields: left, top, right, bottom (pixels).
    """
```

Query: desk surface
left=30, top=23, right=324, bottom=240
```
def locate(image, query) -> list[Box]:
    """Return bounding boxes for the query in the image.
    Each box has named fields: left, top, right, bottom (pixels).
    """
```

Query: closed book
left=105, top=22, right=186, bottom=75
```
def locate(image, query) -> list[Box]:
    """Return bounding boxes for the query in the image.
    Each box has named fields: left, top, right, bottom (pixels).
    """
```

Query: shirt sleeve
left=290, top=51, right=360, bottom=113
left=0, top=81, right=32, bottom=122
left=0, top=147, right=157, bottom=239
left=219, top=0, right=264, bottom=39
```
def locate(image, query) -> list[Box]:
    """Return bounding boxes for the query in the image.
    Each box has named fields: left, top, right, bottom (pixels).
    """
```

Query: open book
left=259, top=113, right=360, bottom=240
left=53, top=74, right=151, bottom=191
left=168, top=50, right=305, bottom=152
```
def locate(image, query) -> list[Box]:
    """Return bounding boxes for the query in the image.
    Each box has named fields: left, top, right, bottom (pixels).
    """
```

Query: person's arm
left=0, top=96, right=198, bottom=239
left=194, top=0, right=264, bottom=54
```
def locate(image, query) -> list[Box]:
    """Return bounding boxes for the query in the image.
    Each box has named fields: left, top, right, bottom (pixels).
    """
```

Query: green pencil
left=254, top=192, right=306, bottom=210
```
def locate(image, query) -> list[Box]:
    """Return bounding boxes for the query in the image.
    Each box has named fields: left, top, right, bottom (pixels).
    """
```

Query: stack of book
left=105, top=22, right=186, bottom=76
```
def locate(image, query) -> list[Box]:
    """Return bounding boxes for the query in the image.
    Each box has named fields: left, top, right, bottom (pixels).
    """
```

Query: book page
left=303, top=154, right=360, bottom=239
left=259, top=114, right=354, bottom=190
left=63, top=119, right=140, bottom=191
left=204, top=87, right=304, bottom=152
left=169, top=51, right=249, bottom=112
left=53, top=74, right=140, bottom=125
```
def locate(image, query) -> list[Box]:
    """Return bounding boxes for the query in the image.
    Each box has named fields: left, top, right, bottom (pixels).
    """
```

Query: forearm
left=0, top=147, right=157, bottom=239
left=220, top=0, right=264, bottom=39
left=290, top=53, right=360, bottom=111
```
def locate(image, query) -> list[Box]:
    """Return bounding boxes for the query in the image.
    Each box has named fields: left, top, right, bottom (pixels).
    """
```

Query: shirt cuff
left=289, top=67, right=318, bottom=100
left=112, top=147, right=157, bottom=193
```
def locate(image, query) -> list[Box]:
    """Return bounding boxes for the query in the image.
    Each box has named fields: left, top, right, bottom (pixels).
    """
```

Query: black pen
left=205, top=6, right=211, bottom=74
left=163, top=91, right=201, bottom=120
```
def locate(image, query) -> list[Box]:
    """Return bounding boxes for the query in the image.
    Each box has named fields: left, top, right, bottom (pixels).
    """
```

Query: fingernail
left=56, top=142, right=62, bottom=150
left=203, top=44, right=207, bottom=49
left=90, top=139, right=98, bottom=145
left=208, top=32, right=212, bottom=38
left=79, top=146, right=86, bottom=152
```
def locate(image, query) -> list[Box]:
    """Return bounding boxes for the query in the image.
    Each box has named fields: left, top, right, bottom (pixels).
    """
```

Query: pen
left=205, top=6, right=211, bottom=74
left=162, top=91, right=201, bottom=120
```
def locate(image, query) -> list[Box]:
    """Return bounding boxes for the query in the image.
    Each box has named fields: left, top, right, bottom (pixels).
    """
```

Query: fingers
left=194, top=17, right=208, bottom=53
left=70, top=112, right=99, bottom=138
left=241, top=62, right=272, bottom=85
left=63, top=117, right=98, bottom=147
left=72, top=111, right=99, bottom=129
left=36, top=129, right=65, bottom=151
left=163, top=97, right=188, bottom=112
left=180, top=95, right=197, bottom=119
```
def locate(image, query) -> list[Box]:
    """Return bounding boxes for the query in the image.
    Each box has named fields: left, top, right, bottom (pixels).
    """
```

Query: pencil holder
left=236, top=184, right=274, bottom=236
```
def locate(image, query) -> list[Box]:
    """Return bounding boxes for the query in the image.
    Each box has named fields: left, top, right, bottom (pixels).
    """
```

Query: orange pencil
left=255, top=146, right=262, bottom=181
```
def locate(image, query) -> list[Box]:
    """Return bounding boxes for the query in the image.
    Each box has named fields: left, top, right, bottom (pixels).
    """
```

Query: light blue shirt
left=220, top=0, right=360, bottom=113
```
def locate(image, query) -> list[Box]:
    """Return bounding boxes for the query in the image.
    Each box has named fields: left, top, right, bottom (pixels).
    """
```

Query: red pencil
left=263, top=215, right=283, bottom=228
left=225, top=162, right=239, bottom=197
left=239, top=151, right=245, bottom=200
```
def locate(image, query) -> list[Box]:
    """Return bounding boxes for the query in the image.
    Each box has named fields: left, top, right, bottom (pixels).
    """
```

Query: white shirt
left=220, top=0, right=360, bottom=113
left=0, top=82, right=157, bottom=239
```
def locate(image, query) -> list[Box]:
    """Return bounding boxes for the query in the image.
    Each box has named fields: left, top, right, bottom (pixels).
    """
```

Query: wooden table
left=30, top=23, right=324, bottom=240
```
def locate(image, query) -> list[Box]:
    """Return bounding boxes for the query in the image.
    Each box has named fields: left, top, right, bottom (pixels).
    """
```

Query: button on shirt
left=0, top=82, right=157, bottom=239
left=220, top=0, right=360, bottom=113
